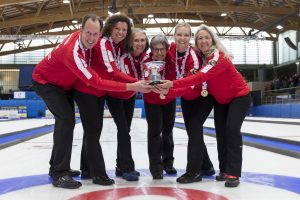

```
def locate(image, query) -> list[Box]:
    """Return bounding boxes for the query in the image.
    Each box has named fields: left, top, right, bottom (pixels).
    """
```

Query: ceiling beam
left=0, top=0, right=44, bottom=7
left=253, top=7, right=300, bottom=35
left=0, top=5, right=294, bottom=29
left=130, top=5, right=292, bottom=15
left=0, top=43, right=58, bottom=56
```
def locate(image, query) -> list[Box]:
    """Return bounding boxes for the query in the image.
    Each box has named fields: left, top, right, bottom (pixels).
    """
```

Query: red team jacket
left=32, top=31, right=127, bottom=92
left=72, top=36, right=137, bottom=97
left=142, top=52, right=175, bottom=105
left=165, top=42, right=205, bottom=101
left=107, top=52, right=150, bottom=100
left=172, top=49, right=250, bottom=104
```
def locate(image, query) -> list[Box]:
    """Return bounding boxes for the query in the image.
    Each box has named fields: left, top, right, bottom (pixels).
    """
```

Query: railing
left=262, top=86, right=300, bottom=104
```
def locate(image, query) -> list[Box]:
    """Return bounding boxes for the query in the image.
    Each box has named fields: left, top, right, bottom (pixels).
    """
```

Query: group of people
left=32, top=13, right=250, bottom=189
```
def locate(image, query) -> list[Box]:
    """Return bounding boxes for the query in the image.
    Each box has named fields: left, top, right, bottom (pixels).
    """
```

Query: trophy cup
left=144, top=61, right=165, bottom=85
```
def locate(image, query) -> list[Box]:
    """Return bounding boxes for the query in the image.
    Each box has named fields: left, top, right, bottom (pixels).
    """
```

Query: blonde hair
left=174, top=22, right=192, bottom=36
left=194, top=24, right=232, bottom=58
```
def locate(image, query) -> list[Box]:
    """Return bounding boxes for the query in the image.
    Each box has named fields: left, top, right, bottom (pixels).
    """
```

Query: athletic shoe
left=52, top=175, right=82, bottom=189
left=176, top=172, right=202, bottom=183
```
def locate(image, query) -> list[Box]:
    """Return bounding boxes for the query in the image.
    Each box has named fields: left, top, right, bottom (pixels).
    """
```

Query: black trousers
left=181, top=95, right=215, bottom=174
left=214, top=93, right=251, bottom=177
left=106, top=95, right=136, bottom=173
left=144, top=100, right=176, bottom=175
left=32, top=81, right=75, bottom=178
left=72, top=90, right=107, bottom=177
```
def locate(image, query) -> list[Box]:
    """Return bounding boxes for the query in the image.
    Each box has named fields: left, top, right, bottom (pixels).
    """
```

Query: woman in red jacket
left=158, top=24, right=251, bottom=187
left=106, top=28, right=150, bottom=181
left=143, top=34, right=178, bottom=179
left=167, top=22, right=215, bottom=184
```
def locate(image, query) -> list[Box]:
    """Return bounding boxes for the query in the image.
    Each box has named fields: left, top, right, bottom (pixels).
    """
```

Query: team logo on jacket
left=190, top=68, right=198, bottom=75
left=208, top=60, right=217, bottom=66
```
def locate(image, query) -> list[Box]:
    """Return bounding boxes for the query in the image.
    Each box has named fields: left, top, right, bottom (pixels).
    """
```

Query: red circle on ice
left=69, top=187, right=228, bottom=200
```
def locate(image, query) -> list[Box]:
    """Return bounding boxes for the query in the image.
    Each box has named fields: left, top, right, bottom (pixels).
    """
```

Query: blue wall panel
left=249, top=104, right=300, bottom=118
left=2, top=97, right=299, bottom=119
left=0, top=100, right=46, bottom=118
left=25, top=91, right=41, bottom=100
left=135, top=99, right=145, bottom=117
left=291, top=104, right=300, bottom=118
left=18, top=66, right=34, bottom=91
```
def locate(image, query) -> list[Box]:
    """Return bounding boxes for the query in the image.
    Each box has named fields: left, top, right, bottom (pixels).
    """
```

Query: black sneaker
left=93, top=175, right=115, bottom=185
left=152, top=173, right=163, bottom=180
left=225, top=176, right=240, bottom=187
left=115, top=167, right=140, bottom=177
left=122, top=171, right=139, bottom=181
left=176, top=172, right=202, bottom=184
left=201, top=167, right=215, bottom=176
left=49, top=169, right=80, bottom=177
left=52, top=175, right=82, bottom=189
left=68, top=169, right=81, bottom=177
left=164, top=166, right=177, bottom=174
left=216, top=172, right=227, bottom=181
left=81, top=171, right=91, bottom=179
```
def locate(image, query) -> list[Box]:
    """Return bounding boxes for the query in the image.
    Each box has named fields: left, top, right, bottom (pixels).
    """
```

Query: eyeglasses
left=152, top=48, right=167, bottom=53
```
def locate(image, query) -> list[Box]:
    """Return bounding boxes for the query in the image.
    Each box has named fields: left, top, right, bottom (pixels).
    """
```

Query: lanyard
left=78, top=37, right=91, bottom=66
left=109, top=37, right=121, bottom=67
left=128, top=54, right=139, bottom=79
left=175, top=46, right=190, bottom=79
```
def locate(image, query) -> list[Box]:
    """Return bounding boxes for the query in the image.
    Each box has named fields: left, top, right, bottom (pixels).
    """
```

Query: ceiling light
left=0, top=69, right=20, bottom=72
left=108, top=11, right=120, bottom=16
left=63, top=0, right=70, bottom=4
left=148, top=14, right=154, bottom=18
left=72, top=19, right=79, bottom=24
left=221, top=13, right=227, bottom=17
left=276, top=25, right=283, bottom=30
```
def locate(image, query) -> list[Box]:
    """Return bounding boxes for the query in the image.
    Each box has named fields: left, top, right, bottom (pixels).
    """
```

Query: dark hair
left=81, top=14, right=103, bottom=31
left=126, top=28, right=149, bottom=53
left=102, top=14, right=133, bottom=52
left=150, top=34, right=170, bottom=50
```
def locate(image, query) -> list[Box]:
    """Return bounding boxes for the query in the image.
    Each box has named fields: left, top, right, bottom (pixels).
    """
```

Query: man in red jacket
left=32, top=14, right=152, bottom=189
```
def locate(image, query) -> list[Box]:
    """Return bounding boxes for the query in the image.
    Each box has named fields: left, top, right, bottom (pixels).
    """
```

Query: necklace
left=109, top=36, right=121, bottom=67
left=78, top=37, right=91, bottom=66
left=175, top=46, right=190, bottom=79
left=128, top=54, right=139, bottom=79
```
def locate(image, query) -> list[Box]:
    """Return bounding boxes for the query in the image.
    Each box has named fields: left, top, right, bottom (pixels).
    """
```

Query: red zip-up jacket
left=107, top=52, right=150, bottom=99
left=72, top=36, right=137, bottom=97
left=142, top=52, right=177, bottom=105
left=172, top=49, right=250, bottom=104
left=32, top=31, right=127, bottom=92
left=166, top=42, right=204, bottom=101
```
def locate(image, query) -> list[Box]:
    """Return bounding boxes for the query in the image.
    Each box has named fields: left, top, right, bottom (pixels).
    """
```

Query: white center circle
left=120, top=195, right=176, bottom=200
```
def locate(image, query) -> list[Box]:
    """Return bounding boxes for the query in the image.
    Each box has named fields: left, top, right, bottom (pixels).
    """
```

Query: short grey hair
left=194, top=24, right=232, bottom=58
left=150, top=34, right=170, bottom=50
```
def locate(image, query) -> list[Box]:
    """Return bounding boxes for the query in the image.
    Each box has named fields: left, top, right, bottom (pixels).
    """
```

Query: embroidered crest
left=208, top=60, right=217, bottom=66
left=190, top=68, right=198, bottom=75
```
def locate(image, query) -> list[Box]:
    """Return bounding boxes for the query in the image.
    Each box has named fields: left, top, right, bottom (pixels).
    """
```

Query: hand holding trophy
left=144, top=61, right=166, bottom=99
left=144, top=61, right=165, bottom=85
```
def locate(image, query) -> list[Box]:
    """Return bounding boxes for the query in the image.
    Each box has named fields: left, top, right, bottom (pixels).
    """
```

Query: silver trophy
left=144, top=61, right=165, bottom=85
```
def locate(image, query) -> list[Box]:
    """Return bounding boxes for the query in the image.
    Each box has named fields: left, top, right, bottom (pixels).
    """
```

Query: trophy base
left=149, top=81, right=163, bottom=85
